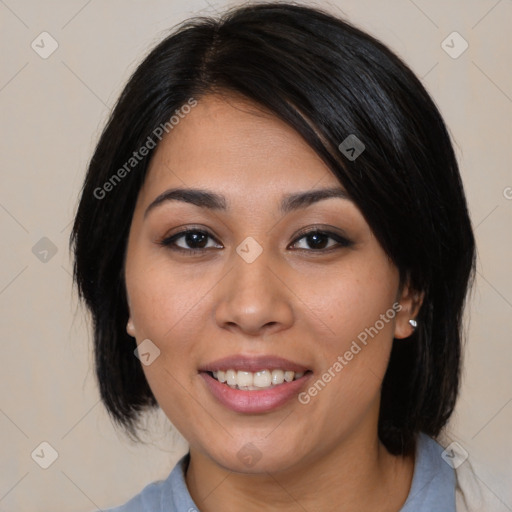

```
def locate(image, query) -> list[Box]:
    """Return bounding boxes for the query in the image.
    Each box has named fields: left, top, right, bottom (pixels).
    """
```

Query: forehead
left=142, top=93, right=342, bottom=197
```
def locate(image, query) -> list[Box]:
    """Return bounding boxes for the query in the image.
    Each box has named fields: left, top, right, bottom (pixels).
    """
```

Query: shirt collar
left=165, top=433, right=456, bottom=511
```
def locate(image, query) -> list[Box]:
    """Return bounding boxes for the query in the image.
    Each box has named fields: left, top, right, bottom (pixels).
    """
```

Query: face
left=124, top=93, right=417, bottom=473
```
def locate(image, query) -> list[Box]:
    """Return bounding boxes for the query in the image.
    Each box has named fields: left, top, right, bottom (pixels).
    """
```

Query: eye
left=157, top=226, right=352, bottom=255
left=158, top=228, right=223, bottom=254
left=289, top=229, right=353, bottom=252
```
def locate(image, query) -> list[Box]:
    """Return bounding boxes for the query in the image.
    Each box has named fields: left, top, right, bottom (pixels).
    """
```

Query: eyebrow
left=144, top=186, right=350, bottom=218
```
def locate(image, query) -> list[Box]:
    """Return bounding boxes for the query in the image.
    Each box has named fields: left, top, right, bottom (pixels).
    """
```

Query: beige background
left=0, top=0, right=511, bottom=510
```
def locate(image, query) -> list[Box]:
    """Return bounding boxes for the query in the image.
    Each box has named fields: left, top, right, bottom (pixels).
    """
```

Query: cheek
left=297, top=260, right=398, bottom=345
left=293, top=259, right=399, bottom=412
left=297, top=266, right=399, bottom=415
left=124, top=261, right=207, bottom=420
left=125, top=253, right=218, bottom=389
left=126, top=251, right=206, bottom=337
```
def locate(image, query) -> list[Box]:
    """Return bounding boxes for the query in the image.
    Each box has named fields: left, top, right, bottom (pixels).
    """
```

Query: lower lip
left=200, top=372, right=311, bottom=413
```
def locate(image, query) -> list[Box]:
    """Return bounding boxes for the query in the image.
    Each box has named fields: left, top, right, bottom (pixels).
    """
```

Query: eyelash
left=157, top=227, right=353, bottom=255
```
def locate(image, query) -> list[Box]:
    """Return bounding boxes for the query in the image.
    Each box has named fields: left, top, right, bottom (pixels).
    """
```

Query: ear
left=126, top=291, right=136, bottom=337
left=126, top=317, right=136, bottom=337
left=394, top=280, right=424, bottom=339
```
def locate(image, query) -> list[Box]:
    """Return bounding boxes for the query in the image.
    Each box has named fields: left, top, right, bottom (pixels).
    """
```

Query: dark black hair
left=70, top=2, right=476, bottom=456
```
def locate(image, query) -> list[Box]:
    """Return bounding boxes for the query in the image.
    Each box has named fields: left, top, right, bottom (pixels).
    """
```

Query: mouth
left=206, top=369, right=309, bottom=390
left=199, top=355, right=313, bottom=413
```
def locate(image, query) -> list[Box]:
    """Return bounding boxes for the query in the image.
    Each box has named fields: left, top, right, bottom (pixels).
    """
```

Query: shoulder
left=101, top=454, right=197, bottom=512
left=103, top=479, right=166, bottom=512
left=399, top=432, right=457, bottom=512
left=435, top=431, right=510, bottom=512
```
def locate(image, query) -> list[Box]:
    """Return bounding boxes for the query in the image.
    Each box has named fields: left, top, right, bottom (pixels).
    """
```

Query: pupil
left=308, top=233, right=327, bottom=249
left=187, top=232, right=207, bottom=248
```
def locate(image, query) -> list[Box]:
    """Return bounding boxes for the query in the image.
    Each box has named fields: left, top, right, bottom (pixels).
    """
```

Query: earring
left=127, top=319, right=136, bottom=337
left=408, top=319, right=417, bottom=329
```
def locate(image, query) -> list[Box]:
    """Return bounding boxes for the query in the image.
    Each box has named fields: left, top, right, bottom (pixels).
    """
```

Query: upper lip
left=199, top=355, right=310, bottom=373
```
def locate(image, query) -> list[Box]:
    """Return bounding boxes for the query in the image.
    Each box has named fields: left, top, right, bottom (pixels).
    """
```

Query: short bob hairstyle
left=71, top=2, right=476, bottom=456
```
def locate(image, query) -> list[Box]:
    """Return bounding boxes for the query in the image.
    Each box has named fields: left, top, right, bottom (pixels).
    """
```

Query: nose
left=214, top=246, right=295, bottom=337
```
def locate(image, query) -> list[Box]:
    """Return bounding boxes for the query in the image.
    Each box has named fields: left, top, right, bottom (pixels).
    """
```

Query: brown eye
left=290, top=230, right=353, bottom=252
left=159, top=229, right=223, bottom=253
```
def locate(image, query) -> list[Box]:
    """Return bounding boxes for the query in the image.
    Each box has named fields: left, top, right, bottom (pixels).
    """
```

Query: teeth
left=226, top=369, right=237, bottom=386
left=254, top=370, right=272, bottom=388
left=237, top=371, right=253, bottom=387
left=271, top=369, right=284, bottom=385
left=211, top=369, right=306, bottom=390
left=284, top=371, right=294, bottom=382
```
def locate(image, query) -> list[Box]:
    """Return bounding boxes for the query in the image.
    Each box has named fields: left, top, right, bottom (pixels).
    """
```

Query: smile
left=210, top=369, right=305, bottom=390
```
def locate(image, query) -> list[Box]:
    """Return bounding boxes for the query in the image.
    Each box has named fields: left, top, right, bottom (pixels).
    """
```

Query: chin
left=205, top=439, right=308, bottom=475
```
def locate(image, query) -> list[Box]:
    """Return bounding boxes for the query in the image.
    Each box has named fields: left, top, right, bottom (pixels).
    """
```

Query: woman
left=71, top=3, right=486, bottom=511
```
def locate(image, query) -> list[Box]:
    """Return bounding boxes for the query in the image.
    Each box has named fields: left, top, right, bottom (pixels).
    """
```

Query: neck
left=185, top=427, right=415, bottom=512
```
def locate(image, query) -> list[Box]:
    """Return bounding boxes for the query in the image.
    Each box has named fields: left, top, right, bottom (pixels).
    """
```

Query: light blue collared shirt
left=103, top=432, right=455, bottom=511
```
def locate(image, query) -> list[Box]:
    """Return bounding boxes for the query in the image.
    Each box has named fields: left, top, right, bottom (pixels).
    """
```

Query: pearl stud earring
left=127, top=319, right=136, bottom=337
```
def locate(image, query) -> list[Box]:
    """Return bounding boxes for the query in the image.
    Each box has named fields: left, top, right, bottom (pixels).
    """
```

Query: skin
left=124, top=93, right=422, bottom=512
